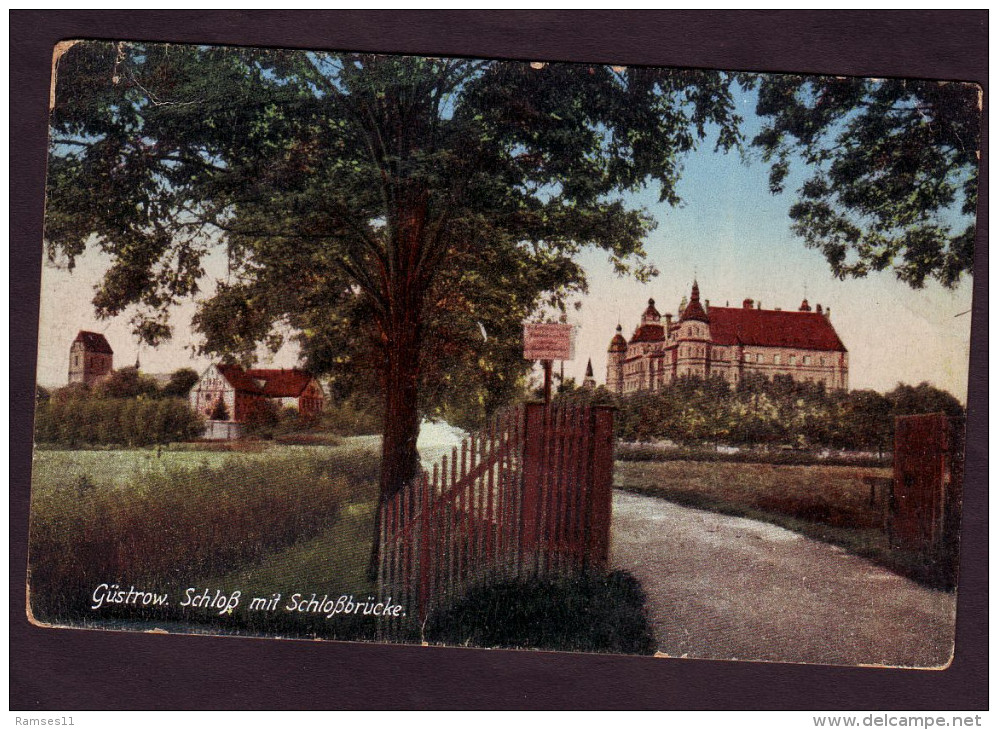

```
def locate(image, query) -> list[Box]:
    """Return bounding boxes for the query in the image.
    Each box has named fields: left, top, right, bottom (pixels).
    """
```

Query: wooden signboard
left=523, top=322, right=575, bottom=361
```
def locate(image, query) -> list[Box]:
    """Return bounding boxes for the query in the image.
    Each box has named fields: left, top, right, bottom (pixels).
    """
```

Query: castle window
left=788, top=355, right=796, bottom=366
left=757, top=354, right=763, bottom=363
left=773, top=355, right=781, bottom=365
left=804, top=356, right=812, bottom=366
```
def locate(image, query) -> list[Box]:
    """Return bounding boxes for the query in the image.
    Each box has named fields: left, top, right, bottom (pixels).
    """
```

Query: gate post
left=519, top=403, right=546, bottom=576
left=584, top=405, right=615, bottom=571
left=891, top=413, right=965, bottom=588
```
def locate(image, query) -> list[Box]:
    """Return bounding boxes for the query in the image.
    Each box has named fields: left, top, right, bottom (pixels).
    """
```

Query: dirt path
left=610, top=490, right=957, bottom=668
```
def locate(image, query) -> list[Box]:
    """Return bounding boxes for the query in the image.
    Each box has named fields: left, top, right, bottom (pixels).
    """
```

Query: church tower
left=68, top=331, right=114, bottom=386
left=582, top=358, right=596, bottom=390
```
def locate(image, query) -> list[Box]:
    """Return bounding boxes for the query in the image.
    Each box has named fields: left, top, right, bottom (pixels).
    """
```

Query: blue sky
left=36, top=79, right=975, bottom=401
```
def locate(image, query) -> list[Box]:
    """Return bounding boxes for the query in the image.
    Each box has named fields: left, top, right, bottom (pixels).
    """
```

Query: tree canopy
left=46, top=42, right=746, bottom=512
left=752, top=76, right=981, bottom=289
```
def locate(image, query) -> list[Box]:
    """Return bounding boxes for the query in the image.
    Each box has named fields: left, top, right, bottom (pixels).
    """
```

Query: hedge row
left=34, top=397, right=204, bottom=446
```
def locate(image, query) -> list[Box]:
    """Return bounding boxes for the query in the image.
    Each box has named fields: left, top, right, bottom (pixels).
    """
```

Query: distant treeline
left=557, top=375, right=964, bottom=452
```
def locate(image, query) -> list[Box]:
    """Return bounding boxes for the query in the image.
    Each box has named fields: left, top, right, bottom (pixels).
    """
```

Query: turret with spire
left=605, top=324, right=627, bottom=394
left=641, top=297, right=661, bottom=325
left=676, top=280, right=711, bottom=379
left=582, top=358, right=596, bottom=390
left=679, top=280, right=710, bottom=324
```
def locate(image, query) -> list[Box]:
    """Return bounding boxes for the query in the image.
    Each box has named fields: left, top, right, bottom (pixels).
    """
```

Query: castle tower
left=68, top=331, right=114, bottom=386
left=641, top=297, right=661, bottom=325
left=676, top=281, right=711, bottom=379
left=605, top=325, right=627, bottom=395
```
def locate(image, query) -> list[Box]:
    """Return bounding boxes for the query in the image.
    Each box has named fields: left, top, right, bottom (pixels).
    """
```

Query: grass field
left=613, top=459, right=951, bottom=589
left=28, top=440, right=383, bottom=637
left=30, top=441, right=358, bottom=490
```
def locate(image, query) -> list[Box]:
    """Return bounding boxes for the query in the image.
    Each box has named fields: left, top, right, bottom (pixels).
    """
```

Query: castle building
left=606, top=282, right=848, bottom=394
left=68, top=330, right=114, bottom=386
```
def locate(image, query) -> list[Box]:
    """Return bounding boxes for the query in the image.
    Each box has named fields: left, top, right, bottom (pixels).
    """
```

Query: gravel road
left=610, top=490, right=957, bottom=668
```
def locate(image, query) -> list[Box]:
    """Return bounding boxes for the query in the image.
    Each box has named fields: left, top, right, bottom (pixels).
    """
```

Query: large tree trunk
left=366, top=186, right=432, bottom=581
left=367, top=288, right=425, bottom=582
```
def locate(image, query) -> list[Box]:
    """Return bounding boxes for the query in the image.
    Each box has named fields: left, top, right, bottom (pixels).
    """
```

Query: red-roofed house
left=188, top=364, right=325, bottom=426
left=244, top=368, right=325, bottom=417
left=606, top=282, right=848, bottom=394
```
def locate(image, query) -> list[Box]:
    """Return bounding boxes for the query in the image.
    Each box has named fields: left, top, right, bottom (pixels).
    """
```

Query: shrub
left=425, top=571, right=656, bottom=655
left=34, top=397, right=203, bottom=447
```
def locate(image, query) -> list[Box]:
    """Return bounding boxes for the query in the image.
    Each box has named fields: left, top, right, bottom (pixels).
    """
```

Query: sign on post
left=523, top=323, right=575, bottom=361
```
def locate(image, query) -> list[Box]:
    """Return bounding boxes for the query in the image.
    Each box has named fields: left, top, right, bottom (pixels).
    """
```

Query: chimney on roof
left=816, top=303, right=823, bottom=314
left=743, top=298, right=754, bottom=309
left=704, top=299, right=710, bottom=311
left=825, top=307, right=831, bottom=320
left=757, top=301, right=762, bottom=310
left=799, top=298, right=812, bottom=312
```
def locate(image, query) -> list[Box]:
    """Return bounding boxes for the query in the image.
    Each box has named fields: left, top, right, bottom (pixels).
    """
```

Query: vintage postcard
left=28, top=39, right=980, bottom=669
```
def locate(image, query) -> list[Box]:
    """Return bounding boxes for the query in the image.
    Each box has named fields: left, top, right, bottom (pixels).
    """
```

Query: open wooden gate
left=378, top=402, right=615, bottom=630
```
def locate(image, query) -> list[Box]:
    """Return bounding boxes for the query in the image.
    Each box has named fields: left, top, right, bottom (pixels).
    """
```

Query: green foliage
left=34, top=397, right=203, bottom=447
left=209, top=397, right=230, bottom=421
left=45, top=43, right=748, bottom=499
left=241, top=398, right=279, bottom=436
left=28, top=448, right=381, bottom=621
left=425, top=571, right=656, bottom=655
left=317, top=395, right=383, bottom=437
left=50, top=381, right=91, bottom=403
left=612, top=376, right=963, bottom=452
left=161, top=367, right=199, bottom=397
left=91, top=366, right=159, bottom=399
left=753, top=76, right=980, bottom=288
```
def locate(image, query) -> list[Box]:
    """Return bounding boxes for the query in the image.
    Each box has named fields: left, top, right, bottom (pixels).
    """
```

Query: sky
left=35, top=83, right=976, bottom=402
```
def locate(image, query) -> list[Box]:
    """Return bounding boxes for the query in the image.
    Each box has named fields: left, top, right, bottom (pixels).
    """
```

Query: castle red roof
left=707, top=308, right=846, bottom=352
left=630, top=323, right=665, bottom=343
left=608, top=325, right=628, bottom=352
left=73, top=330, right=113, bottom=355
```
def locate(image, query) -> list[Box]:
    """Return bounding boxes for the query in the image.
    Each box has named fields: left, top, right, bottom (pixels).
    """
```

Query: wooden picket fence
left=377, top=402, right=615, bottom=633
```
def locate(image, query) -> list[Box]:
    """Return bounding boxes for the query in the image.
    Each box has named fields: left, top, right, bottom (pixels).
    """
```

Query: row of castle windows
left=624, top=349, right=835, bottom=367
